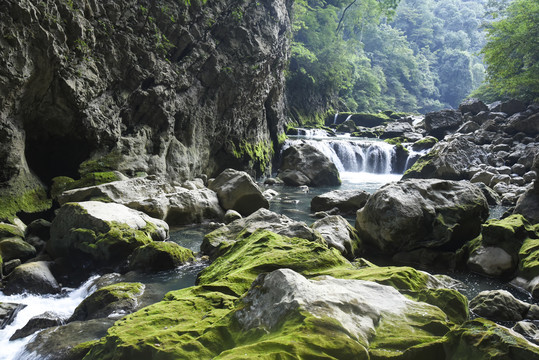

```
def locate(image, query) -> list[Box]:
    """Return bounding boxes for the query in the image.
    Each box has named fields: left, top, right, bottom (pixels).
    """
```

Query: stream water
left=0, top=134, right=534, bottom=359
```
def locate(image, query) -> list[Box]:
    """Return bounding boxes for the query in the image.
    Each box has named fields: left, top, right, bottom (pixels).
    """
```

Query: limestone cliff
left=0, top=0, right=291, bottom=220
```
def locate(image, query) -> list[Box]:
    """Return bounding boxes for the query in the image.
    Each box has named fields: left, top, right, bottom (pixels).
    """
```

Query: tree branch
left=336, top=0, right=358, bottom=33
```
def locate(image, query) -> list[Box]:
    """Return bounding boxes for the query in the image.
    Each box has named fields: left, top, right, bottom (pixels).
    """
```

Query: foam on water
left=0, top=276, right=99, bottom=360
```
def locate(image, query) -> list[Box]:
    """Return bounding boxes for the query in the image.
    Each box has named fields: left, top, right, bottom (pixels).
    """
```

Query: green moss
left=406, top=288, right=469, bottom=324
left=0, top=223, right=24, bottom=239
left=443, top=318, right=539, bottom=360
left=482, top=214, right=533, bottom=245
left=52, top=172, right=123, bottom=199
left=229, top=139, right=274, bottom=174
left=414, top=136, right=438, bottom=147
left=0, top=187, right=52, bottom=223
left=198, top=229, right=353, bottom=296
left=128, top=241, right=195, bottom=271
left=79, top=151, right=123, bottom=176
left=403, top=149, right=439, bottom=178
left=384, top=137, right=406, bottom=145
left=518, top=238, right=539, bottom=279
left=276, top=132, right=288, bottom=145
left=83, top=285, right=238, bottom=360
left=71, top=282, right=145, bottom=322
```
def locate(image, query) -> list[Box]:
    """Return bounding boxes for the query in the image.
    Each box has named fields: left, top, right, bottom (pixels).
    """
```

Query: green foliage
left=479, top=0, right=539, bottom=102
left=288, top=0, right=489, bottom=121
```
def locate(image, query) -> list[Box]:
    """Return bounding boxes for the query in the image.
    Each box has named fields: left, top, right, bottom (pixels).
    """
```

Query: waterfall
left=297, top=128, right=329, bottom=138
left=344, top=114, right=353, bottom=122
left=283, top=138, right=398, bottom=174
left=333, top=112, right=338, bottom=124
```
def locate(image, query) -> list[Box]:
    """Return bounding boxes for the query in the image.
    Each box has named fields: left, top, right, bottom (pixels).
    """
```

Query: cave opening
left=24, top=121, right=93, bottom=186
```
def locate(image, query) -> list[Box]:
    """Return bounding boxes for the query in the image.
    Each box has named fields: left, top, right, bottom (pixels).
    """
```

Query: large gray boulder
left=403, top=136, right=489, bottom=180
left=209, top=168, right=269, bottom=216
left=201, top=208, right=322, bottom=260
left=58, top=177, right=224, bottom=225
left=356, top=179, right=489, bottom=254
left=311, top=189, right=370, bottom=214
left=311, top=215, right=361, bottom=259
left=48, top=201, right=168, bottom=268
left=506, top=112, right=539, bottom=136
left=2, top=261, right=61, bottom=295
left=424, top=109, right=463, bottom=139
left=470, top=290, right=531, bottom=322
left=278, top=143, right=341, bottom=186
left=235, top=268, right=450, bottom=351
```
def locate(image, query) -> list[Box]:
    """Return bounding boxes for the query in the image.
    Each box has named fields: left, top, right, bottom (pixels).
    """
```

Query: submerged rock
left=48, top=201, right=169, bottom=269
left=10, top=312, right=65, bottom=341
left=311, top=189, right=370, bottom=214
left=208, top=168, right=268, bottom=216
left=356, top=179, right=489, bottom=254
left=278, top=143, right=341, bottom=186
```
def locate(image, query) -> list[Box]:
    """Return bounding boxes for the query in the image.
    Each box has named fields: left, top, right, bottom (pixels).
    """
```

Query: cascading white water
left=296, top=128, right=329, bottom=138
left=284, top=138, right=397, bottom=174
left=0, top=276, right=100, bottom=360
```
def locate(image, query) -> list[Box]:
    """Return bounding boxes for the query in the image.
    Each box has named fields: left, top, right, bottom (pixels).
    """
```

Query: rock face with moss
left=356, top=179, right=489, bottom=255
left=0, top=0, right=292, bottom=220
left=47, top=201, right=169, bottom=269
left=278, top=143, right=341, bottom=186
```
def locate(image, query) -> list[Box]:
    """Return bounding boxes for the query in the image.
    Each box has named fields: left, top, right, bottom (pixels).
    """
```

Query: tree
left=478, top=0, right=539, bottom=102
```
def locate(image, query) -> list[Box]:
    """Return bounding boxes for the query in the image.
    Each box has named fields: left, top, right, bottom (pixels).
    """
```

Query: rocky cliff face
left=0, top=0, right=291, bottom=220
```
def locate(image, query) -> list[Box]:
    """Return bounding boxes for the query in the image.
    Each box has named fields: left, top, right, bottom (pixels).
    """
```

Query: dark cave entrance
left=24, top=123, right=93, bottom=185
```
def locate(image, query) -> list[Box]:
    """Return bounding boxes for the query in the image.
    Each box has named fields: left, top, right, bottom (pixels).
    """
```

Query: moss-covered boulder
left=411, top=136, right=438, bottom=151
left=0, top=237, right=36, bottom=262
left=519, top=237, right=539, bottom=280
left=51, top=171, right=126, bottom=200
left=442, top=318, right=539, bottom=360
left=467, top=215, right=536, bottom=277
left=198, top=229, right=352, bottom=296
left=69, top=282, right=145, bottom=322
left=469, top=290, right=530, bottom=322
left=0, top=223, right=24, bottom=239
left=201, top=208, right=322, bottom=260
left=128, top=242, right=195, bottom=272
left=48, top=201, right=169, bottom=269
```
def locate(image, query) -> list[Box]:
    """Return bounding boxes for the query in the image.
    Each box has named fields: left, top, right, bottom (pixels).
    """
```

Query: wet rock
left=224, top=210, right=242, bottom=224
left=514, top=188, right=539, bottom=223
left=69, top=282, right=145, bottom=322
left=2, top=261, right=60, bottom=295
left=48, top=201, right=168, bottom=268
left=513, top=321, right=539, bottom=345
left=0, top=223, right=24, bottom=239
left=0, top=302, right=27, bottom=330
left=278, top=143, right=341, bottom=186
left=311, top=215, right=362, bottom=259
left=128, top=242, right=195, bottom=272
left=311, top=189, right=370, bottom=214
left=356, top=179, right=488, bottom=254
left=470, top=290, right=529, bottom=322
left=201, top=208, right=322, bottom=260
left=424, top=109, right=463, bottom=139
left=10, top=312, right=65, bottom=341
left=23, top=318, right=115, bottom=360
left=3, top=259, right=21, bottom=276
left=470, top=170, right=496, bottom=186
left=0, top=237, right=36, bottom=262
